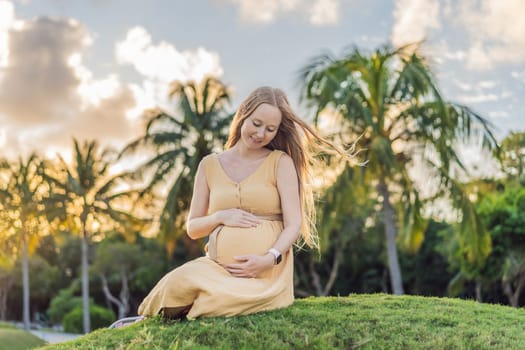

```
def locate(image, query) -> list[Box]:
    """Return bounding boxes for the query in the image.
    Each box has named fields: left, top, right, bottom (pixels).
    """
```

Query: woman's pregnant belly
left=213, top=221, right=282, bottom=266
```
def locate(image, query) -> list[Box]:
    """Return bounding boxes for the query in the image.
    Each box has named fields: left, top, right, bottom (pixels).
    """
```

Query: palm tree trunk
left=21, top=226, right=30, bottom=330
left=81, top=223, right=91, bottom=333
left=475, top=281, right=482, bottom=302
left=378, top=180, right=404, bottom=295
left=0, top=280, right=10, bottom=320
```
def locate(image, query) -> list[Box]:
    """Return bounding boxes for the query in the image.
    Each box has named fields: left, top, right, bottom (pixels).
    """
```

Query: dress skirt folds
left=137, top=150, right=294, bottom=318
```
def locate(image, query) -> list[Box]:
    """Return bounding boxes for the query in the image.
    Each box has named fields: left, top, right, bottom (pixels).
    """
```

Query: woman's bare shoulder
left=276, top=152, right=296, bottom=173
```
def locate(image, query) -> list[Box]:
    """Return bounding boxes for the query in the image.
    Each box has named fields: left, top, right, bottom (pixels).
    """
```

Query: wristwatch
left=268, top=248, right=282, bottom=265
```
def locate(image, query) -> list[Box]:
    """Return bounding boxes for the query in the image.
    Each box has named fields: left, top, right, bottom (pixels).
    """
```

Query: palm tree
left=299, top=44, right=498, bottom=294
left=498, top=131, right=525, bottom=182
left=43, top=139, right=141, bottom=333
left=0, top=155, right=46, bottom=329
left=120, top=77, right=232, bottom=255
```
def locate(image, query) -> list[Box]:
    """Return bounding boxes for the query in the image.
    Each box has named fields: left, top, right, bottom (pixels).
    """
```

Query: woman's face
left=240, top=103, right=282, bottom=150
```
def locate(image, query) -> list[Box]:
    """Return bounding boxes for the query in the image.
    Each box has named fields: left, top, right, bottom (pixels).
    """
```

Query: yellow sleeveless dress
left=137, top=150, right=294, bottom=318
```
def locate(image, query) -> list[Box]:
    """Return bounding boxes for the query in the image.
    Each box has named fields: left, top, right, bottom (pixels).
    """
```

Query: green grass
left=0, top=321, right=16, bottom=329
left=0, top=326, right=46, bottom=350
left=39, top=294, right=525, bottom=349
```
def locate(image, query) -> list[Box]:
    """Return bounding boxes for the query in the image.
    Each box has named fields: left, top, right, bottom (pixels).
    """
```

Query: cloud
left=456, top=91, right=512, bottom=104
left=391, top=0, right=441, bottom=48
left=511, top=70, right=525, bottom=84
left=115, top=26, right=223, bottom=84
left=478, top=80, right=496, bottom=89
left=410, top=1, right=525, bottom=69
left=223, top=0, right=340, bottom=25
left=308, top=0, right=340, bottom=26
left=0, top=5, right=137, bottom=158
left=457, top=0, right=525, bottom=69
left=232, top=0, right=299, bottom=24
left=488, top=111, right=509, bottom=119
left=0, top=17, right=88, bottom=124
left=0, top=0, right=16, bottom=67
left=457, top=93, right=499, bottom=104
left=115, top=26, right=224, bottom=115
left=453, top=80, right=472, bottom=92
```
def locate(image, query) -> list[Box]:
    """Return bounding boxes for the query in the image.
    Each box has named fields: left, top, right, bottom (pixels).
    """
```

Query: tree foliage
left=120, top=77, right=232, bottom=256
left=299, top=43, right=497, bottom=294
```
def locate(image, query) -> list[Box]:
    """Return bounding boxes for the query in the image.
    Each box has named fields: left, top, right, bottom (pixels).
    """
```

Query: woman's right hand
left=215, top=209, right=260, bottom=228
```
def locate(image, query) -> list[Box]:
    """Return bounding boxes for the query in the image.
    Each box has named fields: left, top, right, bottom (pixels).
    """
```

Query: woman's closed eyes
left=252, top=120, right=277, bottom=133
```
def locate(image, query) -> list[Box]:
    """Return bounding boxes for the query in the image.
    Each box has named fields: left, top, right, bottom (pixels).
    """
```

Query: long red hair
left=225, top=87, right=346, bottom=249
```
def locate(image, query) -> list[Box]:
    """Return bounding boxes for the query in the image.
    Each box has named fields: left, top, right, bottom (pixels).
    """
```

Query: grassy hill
left=39, top=294, right=525, bottom=349
left=0, top=322, right=46, bottom=350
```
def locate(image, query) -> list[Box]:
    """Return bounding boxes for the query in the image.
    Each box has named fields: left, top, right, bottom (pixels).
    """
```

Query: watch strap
left=268, top=248, right=282, bottom=265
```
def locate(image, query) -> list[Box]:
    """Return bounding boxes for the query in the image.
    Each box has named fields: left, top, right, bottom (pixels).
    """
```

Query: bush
left=47, top=288, right=96, bottom=325
left=62, top=305, right=116, bottom=333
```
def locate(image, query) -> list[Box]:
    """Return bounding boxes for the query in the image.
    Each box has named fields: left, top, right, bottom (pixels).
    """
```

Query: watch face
left=276, top=254, right=282, bottom=264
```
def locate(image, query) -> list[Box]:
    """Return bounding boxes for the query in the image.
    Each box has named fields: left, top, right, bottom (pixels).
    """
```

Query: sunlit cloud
left=67, top=51, right=123, bottom=110
left=453, top=79, right=472, bottom=92
left=488, top=111, right=509, bottom=119
left=391, top=0, right=441, bottom=48
left=0, top=16, right=88, bottom=125
left=115, top=26, right=224, bottom=116
left=0, top=127, right=7, bottom=149
left=442, top=50, right=467, bottom=62
left=454, top=79, right=499, bottom=94
left=0, top=4, right=137, bottom=159
left=456, top=92, right=510, bottom=104
left=116, top=26, right=223, bottom=84
left=511, top=70, right=525, bottom=84
left=0, top=0, right=15, bottom=68
left=458, top=0, right=525, bottom=69
left=226, top=0, right=299, bottom=24
left=478, top=81, right=496, bottom=89
left=392, top=0, right=525, bottom=70
left=223, top=0, right=340, bottom=25
left=308, top=0, right=339, bottom=26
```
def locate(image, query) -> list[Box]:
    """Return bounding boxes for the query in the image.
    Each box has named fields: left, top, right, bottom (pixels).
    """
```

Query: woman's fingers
left=222, top=209, right=260, bottom=227
left=235, top=218, right=260, bottom=228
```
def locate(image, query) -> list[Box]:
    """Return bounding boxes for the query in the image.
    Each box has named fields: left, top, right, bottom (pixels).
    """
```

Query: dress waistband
left=255, top=214, right=283, bottom=221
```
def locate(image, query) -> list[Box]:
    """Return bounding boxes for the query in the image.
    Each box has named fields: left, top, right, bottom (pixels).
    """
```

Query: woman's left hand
left=225, top=254, right=275, bottom=278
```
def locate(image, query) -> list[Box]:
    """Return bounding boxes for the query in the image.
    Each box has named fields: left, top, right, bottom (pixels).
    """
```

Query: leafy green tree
left=400, top=220, right=455, bottom=296
left=91, top=241, right=142, bottom=319
left=12, top=254, right=58, bottom=320
left=300, top=44, right=497, bottom=294
left=62, top=305, right=115, bottom=333
left=0, top=155, right=47, bottom=329
left=0, top=219, right=18, bottom=320
left=43, top=140, right=141, bottom=333
left=47, top=286, right=93, bottom=326
left=295, top=165, right=375, bottom=296
left=477, top=185, right=525, bottom=306
left=0, top=248, right=16, bottom=320
left=120, top=77, right=232, bottom=256
left=498, top=131, right=525, bottom=183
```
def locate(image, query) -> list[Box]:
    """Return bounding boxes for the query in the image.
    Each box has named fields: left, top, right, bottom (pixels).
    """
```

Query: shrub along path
left=40, top=294, right=525, bottom=350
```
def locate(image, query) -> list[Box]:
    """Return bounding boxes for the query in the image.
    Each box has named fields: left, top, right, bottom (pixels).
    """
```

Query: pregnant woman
left=137, top=86, right=344, bottom=319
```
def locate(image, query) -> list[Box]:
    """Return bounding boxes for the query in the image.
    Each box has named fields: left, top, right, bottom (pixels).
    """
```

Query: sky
left=0, top=0, right=524, bottom=163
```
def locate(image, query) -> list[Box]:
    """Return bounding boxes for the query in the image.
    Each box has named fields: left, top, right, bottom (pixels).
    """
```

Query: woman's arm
left=269, top=153, right=302, bottom=254
left=186, top=159, right=217, bottom=240
left=186, top=159, right=261, bottom=240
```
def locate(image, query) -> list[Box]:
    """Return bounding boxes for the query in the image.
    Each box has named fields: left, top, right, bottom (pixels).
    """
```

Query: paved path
left=29, top=330, right=82, bottom=344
